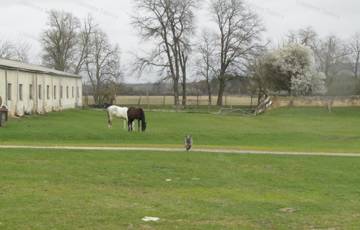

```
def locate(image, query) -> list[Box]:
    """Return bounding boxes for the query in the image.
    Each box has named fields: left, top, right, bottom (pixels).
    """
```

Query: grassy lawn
left=1, top=107, right=360, bottom=153
left=1, top=149, right=360, bottom=229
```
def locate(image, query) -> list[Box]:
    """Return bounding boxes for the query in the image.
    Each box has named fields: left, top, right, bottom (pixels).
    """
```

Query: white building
left=0, top=58, right=82, bottom=117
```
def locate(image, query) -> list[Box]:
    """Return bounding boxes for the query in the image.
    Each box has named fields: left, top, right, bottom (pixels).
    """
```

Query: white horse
left=106, top=105, right=128, bottom=129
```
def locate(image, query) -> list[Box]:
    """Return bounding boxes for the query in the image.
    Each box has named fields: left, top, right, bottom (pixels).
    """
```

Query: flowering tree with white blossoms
left=271, top=44, right=327, bottom=96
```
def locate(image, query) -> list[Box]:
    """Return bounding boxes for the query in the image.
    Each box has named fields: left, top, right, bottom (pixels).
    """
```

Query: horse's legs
left=138, top=120, right=141, bottom=132
left=107, top=110, right=113, bottom=128
left=128, top=119, right=133, bottom=132
left=108, top=118, right=112, bottom=128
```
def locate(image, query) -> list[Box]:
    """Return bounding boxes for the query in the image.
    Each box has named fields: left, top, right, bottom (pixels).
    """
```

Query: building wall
left=1, top=69, right=82, bottom=117
left=0, top=69, right=5, bottom=105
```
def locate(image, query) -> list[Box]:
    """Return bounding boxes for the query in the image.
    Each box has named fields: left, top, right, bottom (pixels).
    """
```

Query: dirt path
left=0, top=145, right=360, bottom=157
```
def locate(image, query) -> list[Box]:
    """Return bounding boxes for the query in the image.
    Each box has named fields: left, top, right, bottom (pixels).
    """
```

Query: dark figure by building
left=185, top=135, right=193, bottom=151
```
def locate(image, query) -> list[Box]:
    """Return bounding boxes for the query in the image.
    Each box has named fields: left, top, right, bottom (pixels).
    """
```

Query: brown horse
left=127, top=107, right=147, bottom=132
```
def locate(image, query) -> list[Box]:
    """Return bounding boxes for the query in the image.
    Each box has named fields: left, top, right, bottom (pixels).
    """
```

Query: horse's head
left=104, top=103, right=112, bottom=109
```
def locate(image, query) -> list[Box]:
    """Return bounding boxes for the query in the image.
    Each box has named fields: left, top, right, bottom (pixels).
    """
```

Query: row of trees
left=0, top=11, right=122, bottom=105
left=132, top=0, right=360, bottom=106
left=40, top=11, right=121, bottom=105
left=285, top=27, right=360, bottom=87
left=133, top=0, right=265, bottom=106
left=1, top=0, right=360, bottom=106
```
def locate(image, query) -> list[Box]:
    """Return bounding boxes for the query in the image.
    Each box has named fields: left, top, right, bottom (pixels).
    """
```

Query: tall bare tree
left=179, top=42, right=190, bottom=106
left=73, top=15, right=95, bottom=74
left=85, top=29, right=122, bottom=105
left=197, top=30, right=217, bottom=105
left=41, top=10, right=80, bottom=71
left=313, top=36, right=350, bottom=84
left=210, top=0, right=264, bottom=105
left=41, top=10, right=93, bottom=74
left=349, top=33, right=360, bottom=79
left=132, top=0, right=198, bottom=106
left=285, top=27, right=319, bottom=54
left=248, top=55, right=270, bottom=102
left=298, top=27, right=318, bottom=47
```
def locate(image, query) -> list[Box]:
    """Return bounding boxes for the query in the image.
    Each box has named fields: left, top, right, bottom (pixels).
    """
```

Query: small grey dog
left=184, top=135, right=193, bottom=151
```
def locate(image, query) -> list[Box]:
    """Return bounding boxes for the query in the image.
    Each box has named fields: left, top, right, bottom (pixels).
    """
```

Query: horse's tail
left=140, top=108, right=146, bottom=131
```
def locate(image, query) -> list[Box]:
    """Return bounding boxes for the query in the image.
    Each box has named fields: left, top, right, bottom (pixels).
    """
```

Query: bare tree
left=298, top=27, right=318, bottom=47
left=73, top=15, right=95, bottom=74
left=41, top=10, right=93, bottom=74
left=0, top=40, right=30, bottom=62
left=85, top=29, right=122, bottom=105
left=196, top=30, right=217, bottom=105
left=248, top=56, right=270, bottom=103
left=210, top=0, right=264, bottom=106
left=132, top=0, right=198, bottom=106
left=41, top=10, right=80, bottom=71
left=349, top=33, right=360, bottom=79
left=179, top=41, right=190, bottom=106
left=285, top=27, right=318, bottom=49
left=313, top=36, right=350, bottom=84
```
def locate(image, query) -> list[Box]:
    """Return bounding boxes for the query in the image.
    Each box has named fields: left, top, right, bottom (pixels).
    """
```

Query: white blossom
left=270, top=43, right=327, bottom=95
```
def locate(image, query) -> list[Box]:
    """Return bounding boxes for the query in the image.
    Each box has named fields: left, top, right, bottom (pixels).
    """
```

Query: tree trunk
left=179, top=50, right=187, bottom=107
left=173, top=80, right=180, bottom=106
left=182, top=73, right=186, bottom=107
left=94, top=94, right=100, bottom=105
left=206, top=79, right=212, bottom=106
left=355, top=51, right=360, bottom=79
left=217, top=78, right=226, bottom=106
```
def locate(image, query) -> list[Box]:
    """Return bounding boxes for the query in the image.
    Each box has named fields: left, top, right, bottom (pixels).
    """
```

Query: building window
left=60, top=86, right=63, bottom=99
left=47, top=85, right=50, bottom=100
left=38, top=85, right=42, bottom=100
left=19, top=84, right=23, bottom=101
left=7, top=83, right=12, bottom=101
left=54, top=86, right=57, bottom=100
left=76, top=87, right=79, bottom=98
left=66, top=86, right=69, bottom=99
left=72, top=87, right=74, bottom=98
left=29, top=84, right=33, bottom=100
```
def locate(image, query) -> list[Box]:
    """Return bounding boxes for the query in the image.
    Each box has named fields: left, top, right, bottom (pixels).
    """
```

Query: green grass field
left=1, top=108, right=360, bottom=229
left=1, top=107, right=360, bottom=153
left=1, top=149, right=360, bottom=229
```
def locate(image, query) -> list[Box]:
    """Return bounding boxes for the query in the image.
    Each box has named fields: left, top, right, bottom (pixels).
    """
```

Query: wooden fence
left=83, top=95, right=257, bottom=107
left=83, top=95, right=360, bottom=108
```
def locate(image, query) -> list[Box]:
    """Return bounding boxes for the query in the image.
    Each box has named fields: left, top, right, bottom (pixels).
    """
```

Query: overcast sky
left=0, top=0, right=359, bottom=82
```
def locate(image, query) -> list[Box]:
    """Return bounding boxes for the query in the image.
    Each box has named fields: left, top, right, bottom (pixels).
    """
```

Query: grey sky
left=0, top=0, right=358, bottom=82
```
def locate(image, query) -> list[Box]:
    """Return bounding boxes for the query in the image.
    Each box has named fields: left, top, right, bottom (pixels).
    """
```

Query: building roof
left=0, top=58, right=81, bottom=78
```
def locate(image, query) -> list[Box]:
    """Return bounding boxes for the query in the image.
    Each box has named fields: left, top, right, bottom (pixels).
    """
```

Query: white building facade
left=0, top=59, right=82, bottom=117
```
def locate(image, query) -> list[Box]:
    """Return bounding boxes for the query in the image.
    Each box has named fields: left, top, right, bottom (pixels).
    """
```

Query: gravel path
left=0, top=145, right=359, bottom=157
